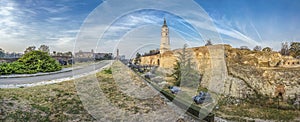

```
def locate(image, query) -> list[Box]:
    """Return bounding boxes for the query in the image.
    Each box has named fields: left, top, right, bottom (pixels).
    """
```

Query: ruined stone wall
left=280, top=59, right=300, bottom=67
left=226, top=47, right=300, bottom=98
left=140, top=54, right=160, bottom=66
left=140, top=45, right=300, bottom=98
left=159, top=51, right=176, bottom=68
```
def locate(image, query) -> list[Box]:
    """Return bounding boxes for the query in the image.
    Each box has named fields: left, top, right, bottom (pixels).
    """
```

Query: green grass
left=216, top=96, right=300, bottom=121
left=0, top=63, right=174, bottom=121
left=217, top=104, right=299, bottom=121
left=96, top=64, right=166, bottom=114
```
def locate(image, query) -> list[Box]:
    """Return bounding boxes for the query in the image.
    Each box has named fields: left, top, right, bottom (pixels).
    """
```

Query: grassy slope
left=0, top=80, right=94, bottom=121
left=0, top=65, right=174, bottom=121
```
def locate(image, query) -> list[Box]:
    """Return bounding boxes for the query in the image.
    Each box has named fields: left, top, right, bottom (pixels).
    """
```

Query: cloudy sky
left=0, top=0, right=299, bottom=57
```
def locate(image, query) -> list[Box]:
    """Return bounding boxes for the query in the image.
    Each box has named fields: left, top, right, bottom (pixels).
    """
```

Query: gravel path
left=75, top=61, right=203, bottom=122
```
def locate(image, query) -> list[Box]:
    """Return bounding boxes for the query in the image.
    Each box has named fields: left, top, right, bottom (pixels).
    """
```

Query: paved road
left=0, top=60, right=112, bottom=85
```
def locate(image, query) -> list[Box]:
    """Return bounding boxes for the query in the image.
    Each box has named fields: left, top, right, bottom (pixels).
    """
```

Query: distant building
left=75, top=49, right=94, bottom=58
left=94, top=53, right=113, bottom=60
left=74, top=49, right=112, bottom=62
left=0, top=52, right=23, bottom=63
left=3, top=52, right=22, bottom=58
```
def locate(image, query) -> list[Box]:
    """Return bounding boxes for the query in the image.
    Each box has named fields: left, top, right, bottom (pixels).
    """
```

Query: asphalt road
left=0, top=60, right=112, bottom=85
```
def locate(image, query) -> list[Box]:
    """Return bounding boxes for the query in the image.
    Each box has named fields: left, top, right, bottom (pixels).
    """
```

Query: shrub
left=0, top=50, right=61, bottom=75
left=103, top=68, right=112, bottom=74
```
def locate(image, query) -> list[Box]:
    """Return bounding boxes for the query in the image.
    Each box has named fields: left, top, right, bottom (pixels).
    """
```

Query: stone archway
left=157, top=59, right=160, bottom=66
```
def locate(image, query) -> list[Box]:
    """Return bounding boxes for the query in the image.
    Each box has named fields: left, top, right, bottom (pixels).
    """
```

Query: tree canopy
left=253, top=46, right=262, bottom=51
left=289, top=42, right=300, bottom=58
left=205, top=39, right=213, bottom=46
left=262, top=47, right=272, bottom=52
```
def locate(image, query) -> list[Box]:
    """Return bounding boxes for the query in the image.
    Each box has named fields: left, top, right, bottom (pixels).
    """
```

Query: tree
left=253, top=46, right=262, bottom=51
left=57, top=52, right=63, bottom=56
left=17, top=50, right=61, bottom=73
left=0, top=48, right=4, bottom=58
left=0, top=50, right=61, bottom=75
left=64, top=51, right=73, bottom=57
left=38, top=45, right=50, bottom=54
left=134, top=52, right=141, bottom=64
left=280, top=42, right=289, bottom=56
left=205, top=39, right=213, bottom=46
left=289, top=42, right=300, bottom=58
left=262, top=47, right=272, bottom=52
left=240, top=46, right=250, bottom=50
left=172, top=44, right=200, bottom=87
left=24, top=46, right=36, bottom=54
left=104, top=53, right=112, bottom=60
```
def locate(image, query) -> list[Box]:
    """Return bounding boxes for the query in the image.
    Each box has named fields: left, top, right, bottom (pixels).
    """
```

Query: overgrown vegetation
left=0, top=50, right=61, bottom=75
left=103, top=68, right=112, bottom=74
left=289, top=42, right=300, bottom=58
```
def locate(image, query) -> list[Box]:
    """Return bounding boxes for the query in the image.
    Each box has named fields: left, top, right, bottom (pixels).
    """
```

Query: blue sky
left=0, top=0, right=299, bottom=55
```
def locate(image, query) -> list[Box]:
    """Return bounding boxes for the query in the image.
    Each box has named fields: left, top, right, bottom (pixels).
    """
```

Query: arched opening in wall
left=288, top=62, right=290, bottom=65
left=157, top=59, right=160, bottom=66
left=292, top=62, right=295, bottom=65
left=297, top=62, right=300, bottom=64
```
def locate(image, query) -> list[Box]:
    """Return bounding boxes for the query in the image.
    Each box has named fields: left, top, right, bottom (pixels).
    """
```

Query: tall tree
left=53, top=51, right=56, bottom=56
left=64, top=51, right=73, bottom=57
left=24, top=46, right=36, bottom=54
left=240, top=46, right=250, bottom=50
left=38, top=45, right=50, bottom=54
left=0, top=48, right=4, bottom=58
left=134, top=52, right=141, bottom=64
left=253, top=46, right=262, bottom=51
left=262, top=47, right=272, bottom=52
left=205, top=39, right=213, bottom=46
left=172, top=44, right=200, bottom=87
left=280, top=42, right=289, bottom=56
left=289, top=42, right=300, bottom=58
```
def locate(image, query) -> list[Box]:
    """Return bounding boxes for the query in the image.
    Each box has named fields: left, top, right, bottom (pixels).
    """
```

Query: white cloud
left=0, top=1, right=82, bottom=53
left=38, top=6, right=70, bottom=14
left=0, top=1, right=30, bottom=52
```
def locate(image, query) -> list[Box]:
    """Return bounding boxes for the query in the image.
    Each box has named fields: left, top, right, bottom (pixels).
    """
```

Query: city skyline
left=0, top=0, right=299, bottom=56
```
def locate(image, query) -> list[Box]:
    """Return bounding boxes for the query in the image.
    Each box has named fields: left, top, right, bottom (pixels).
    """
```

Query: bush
left=0, top=50, right=61, bottom=75
left=103, top=68, right=112, bottom=74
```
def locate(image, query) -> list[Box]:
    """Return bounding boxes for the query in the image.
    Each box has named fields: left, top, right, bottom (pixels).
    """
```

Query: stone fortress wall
left=140, top=44, right=300, bottom=98
left=139, top=18, right=300, bottom=98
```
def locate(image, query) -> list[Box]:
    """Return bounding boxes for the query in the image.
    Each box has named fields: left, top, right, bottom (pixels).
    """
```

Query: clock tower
left=160, top=18, right=170, bottom=54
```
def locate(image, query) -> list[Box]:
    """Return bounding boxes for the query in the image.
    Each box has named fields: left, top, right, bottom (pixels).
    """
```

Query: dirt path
left=75, top=61, right=202, bottom=121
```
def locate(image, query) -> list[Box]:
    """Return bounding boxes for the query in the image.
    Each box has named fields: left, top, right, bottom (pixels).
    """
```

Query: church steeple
left=160, top=18, right=170, bottom=54
left=162, top=18, right=167, bottom=27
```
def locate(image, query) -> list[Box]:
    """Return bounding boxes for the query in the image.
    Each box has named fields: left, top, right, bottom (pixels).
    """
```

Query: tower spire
left=163, top=18, right=167, bottom=27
